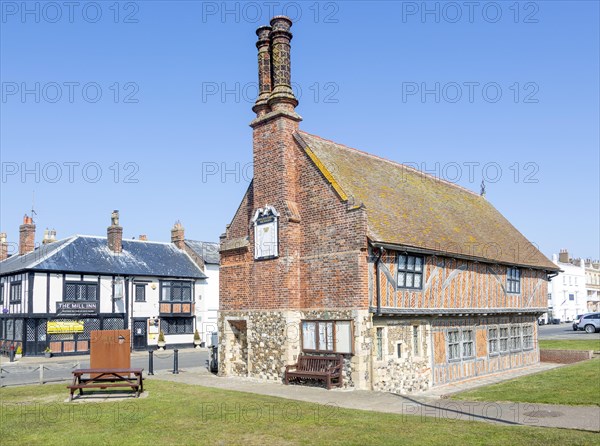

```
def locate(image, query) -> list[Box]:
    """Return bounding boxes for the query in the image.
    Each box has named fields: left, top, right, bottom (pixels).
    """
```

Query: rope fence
left=0, top=362, right=81, bottom=387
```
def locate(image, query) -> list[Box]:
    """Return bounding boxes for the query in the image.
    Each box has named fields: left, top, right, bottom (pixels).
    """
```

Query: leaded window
left=448, top=329, right=460, bottom=360
left=510, top=325, right=522, bottom=350
left=376, top=327, right=383, bottom=360
left=413, top=325, right=420, bottom=356
left=64, top=282, right=98, bottom=301
left=9, top=282, right=22, bottom=304
left=507, top=267, right=521, bottom=294
left=397, top=254, right=424, bottom=289
left=499, top=327, right=509, bottom=352
left=488, top=327, right=499, bottom=354
left=135, top=284, right=146, bottom=302
left=462, top=329, right=474, bottom=358
left=161, top=281, right=192, bottom=302
left=523, top=324, right=534, bottom=350
left=160, top=317, right=193, bottom=334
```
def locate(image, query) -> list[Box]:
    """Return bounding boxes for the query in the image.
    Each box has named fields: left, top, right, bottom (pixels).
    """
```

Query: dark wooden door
left=133, top=320, right=147, bottom=350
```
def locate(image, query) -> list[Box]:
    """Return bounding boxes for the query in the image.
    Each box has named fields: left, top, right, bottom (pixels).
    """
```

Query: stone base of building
left=217, top=308, right=372, bottom=389
left=217, top=311, right=540, bottom=394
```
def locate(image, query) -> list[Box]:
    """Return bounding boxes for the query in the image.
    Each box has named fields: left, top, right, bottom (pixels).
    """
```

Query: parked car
left=576, top=313, right=600, bottom=333
left=573, top=314, right=585, bottom=331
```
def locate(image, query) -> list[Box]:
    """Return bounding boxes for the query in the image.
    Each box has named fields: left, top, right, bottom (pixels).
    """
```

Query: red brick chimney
left=0, top=232, right=8, bottom=261
left=138, top=234, right=148, bottom=241
left=19, top=214, right=36, bottom=255
left=250, top=15, right=302, bottom=211
left=267, top=16, right=299, bottom=114
left=171, top=221, right=185, bottom=249
left=107, top=210, right=123, bottom=253
left=247, top=16, right=303, bottom=308
left=252, top=25, right=272, bottom=117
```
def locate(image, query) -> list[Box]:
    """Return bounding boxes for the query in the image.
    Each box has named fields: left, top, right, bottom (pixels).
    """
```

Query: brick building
left=218, top=16, right=560, bottom=392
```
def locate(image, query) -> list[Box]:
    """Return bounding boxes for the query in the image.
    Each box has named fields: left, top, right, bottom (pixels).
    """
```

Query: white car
left=576, top=313, right=600, bottom=333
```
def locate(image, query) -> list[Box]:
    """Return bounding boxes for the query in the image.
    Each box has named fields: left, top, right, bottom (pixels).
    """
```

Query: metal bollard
left=9, top=345, right=14, bottom=363
left=148, top=350, right=154, bottom=375
left=173, top=348, right=179, bottom=374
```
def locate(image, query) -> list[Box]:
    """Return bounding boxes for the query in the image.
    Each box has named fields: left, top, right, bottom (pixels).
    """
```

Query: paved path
left=149, top=365, right=600, bottom=432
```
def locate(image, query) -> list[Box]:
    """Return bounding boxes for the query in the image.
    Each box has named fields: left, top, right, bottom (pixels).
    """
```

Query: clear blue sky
left=1, top=1, right=598, bottom=261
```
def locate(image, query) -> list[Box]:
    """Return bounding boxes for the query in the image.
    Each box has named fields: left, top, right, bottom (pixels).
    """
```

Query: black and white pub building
left=0, top=212, right=216, bottom=356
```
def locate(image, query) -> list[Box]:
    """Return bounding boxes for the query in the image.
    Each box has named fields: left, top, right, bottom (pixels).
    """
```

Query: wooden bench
left=68, top=368, right=144, bottom=401
left=284, top=354, right=343, bottom=390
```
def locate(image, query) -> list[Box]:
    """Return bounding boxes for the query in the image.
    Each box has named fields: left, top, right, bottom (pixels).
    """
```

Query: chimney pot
left=267, top=16, right=298, bottom=112
left=139, top=234, right=148, bottom=241
left=253, top=25, right=273, bottom=117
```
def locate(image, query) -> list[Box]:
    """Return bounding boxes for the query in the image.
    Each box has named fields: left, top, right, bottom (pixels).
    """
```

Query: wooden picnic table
left=68, top=368, right=144, bottom=401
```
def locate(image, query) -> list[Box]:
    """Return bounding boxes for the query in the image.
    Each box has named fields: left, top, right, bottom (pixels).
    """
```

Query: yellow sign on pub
left=47, top=320, right=84, bottom=334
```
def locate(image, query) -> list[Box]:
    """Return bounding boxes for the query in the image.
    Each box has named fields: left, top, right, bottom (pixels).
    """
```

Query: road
left=0, top=348, right=210, bottom=387
left=538, top=323, right=600, bottom=341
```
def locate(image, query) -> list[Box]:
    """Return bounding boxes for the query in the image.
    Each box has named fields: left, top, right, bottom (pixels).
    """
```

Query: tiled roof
left=296, top=131, right=557, bottom=270
left=184, top=240, right=220, bottom=264
left=0, top=235, right=207, bottom=278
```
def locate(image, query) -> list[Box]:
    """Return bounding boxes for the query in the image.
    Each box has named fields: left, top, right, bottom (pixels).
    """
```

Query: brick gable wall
left=220, top=118, right=370, bottom=310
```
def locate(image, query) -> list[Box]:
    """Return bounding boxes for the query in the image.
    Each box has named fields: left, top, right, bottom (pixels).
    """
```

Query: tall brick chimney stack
left=247, top=16, right=303, bottom=309
left=558, top=249, right=569, bottom=263
left=252, top=25, right=273, bottom=117
left=267, top=16, right=298, bottom=113
left=19, top=214, right=36, bottom=256
left=107, top=210, right=123, bottom=254
left=250, top=16, right=302, bottom=211
left=0, top=232, right=8, bottom=261
left=171, top=221, right=185, bottom=249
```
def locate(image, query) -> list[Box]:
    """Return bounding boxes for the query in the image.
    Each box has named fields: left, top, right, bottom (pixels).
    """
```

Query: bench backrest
left=297, top=355, right=342, bottom=372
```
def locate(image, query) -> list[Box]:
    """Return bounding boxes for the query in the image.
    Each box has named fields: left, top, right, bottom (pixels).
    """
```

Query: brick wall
left=220, top=111, right=369, bottom=311
left=540, top=349, right=593, bottom=363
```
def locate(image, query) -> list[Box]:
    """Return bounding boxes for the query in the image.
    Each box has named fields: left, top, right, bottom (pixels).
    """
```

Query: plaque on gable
left=252, top=205, right=279, bottom=260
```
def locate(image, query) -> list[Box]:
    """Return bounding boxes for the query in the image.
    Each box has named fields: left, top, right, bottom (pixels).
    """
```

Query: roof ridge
left=75, top=234, right=174, bottom=246
left=297, top=130, right=480, bottom=197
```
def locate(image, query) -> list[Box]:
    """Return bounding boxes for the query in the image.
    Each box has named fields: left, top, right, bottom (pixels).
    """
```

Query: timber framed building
left=218, top=16, right=559, bottom=392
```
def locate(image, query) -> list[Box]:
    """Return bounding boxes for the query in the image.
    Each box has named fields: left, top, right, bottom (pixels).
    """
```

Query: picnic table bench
left=284, top=354, right=343, bottom=390
left=68, top=368, right=144, bottom=401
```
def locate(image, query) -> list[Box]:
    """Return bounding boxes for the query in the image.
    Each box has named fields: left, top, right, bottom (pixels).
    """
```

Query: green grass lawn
left=453, top=359, right=600, bottom=406
left=0, top=380, right=599, bottom=446
left=538, top=339, right=600, bottom=351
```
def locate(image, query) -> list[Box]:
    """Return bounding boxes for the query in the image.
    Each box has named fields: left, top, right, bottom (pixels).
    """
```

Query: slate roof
left=0, top=235, right=207, bottom=278
left=295, top=131, right=557, bottom=271
left=184, top=240, right=220, bottom=265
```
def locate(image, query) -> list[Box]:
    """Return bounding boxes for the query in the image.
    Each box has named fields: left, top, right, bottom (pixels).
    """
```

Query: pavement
left=148, top=364, right=600, bottom=432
